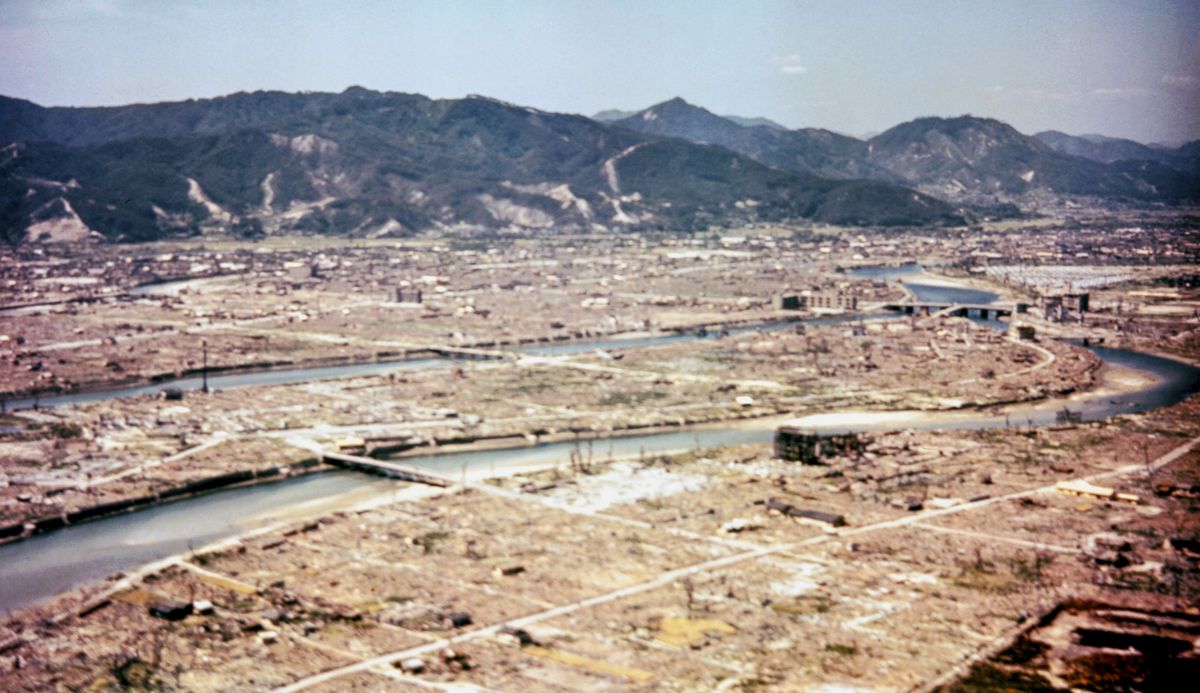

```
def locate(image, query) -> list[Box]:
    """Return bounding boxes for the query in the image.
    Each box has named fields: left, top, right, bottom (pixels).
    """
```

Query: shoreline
left=7, top=373, right=1198, bottom=627
left=0, top=265, right=1135, bottom=553
left=0, top=409, right=794, bottom=551
left=0, top=336, right=1162, bottom=554
left=0, top=458, right=330, bottom=548
left=0, top=314, right=808, bottom=409
left=0, top=350, right=442, bottom=407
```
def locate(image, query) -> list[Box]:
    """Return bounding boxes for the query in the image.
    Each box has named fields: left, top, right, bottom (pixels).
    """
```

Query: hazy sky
left=2, top=0, right=1198, bottom=143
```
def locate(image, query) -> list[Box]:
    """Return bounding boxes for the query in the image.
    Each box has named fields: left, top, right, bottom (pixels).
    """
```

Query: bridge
left=315, top=449, right=453, bottom=486
left=881, top=300, right=1021, bottom=321
left=429, top=345, right=511, bottom=361
left=285, top=438, right=453, bottom=487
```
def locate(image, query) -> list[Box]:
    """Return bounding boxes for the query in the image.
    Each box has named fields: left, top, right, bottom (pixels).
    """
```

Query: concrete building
left=394, top=287, right=423, bottom=304
left=775, top=427, right=864, bottom=464
left=1042, top=292, right=1089, bottom=322
left=778, top=291, right=858, bottom=312
left=778, top=295, right=802, bottom=310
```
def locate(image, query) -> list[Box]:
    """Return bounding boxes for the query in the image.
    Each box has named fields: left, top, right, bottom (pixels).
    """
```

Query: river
left=1, top=265, right=967, bottom=411
left=3, top=317, right=872, bottom=411
left=1, top=265, right=1196, bottom=614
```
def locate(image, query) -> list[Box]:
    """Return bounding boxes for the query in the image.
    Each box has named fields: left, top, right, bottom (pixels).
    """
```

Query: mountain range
left=1, top=88, right=1195, bottom=245
left=609, top=99, right=1199, bottom=205
left=610, top=98, right=898, bottom=183
left=1, top=89, right=970, bottom=244
left=1033, top=130, right=1200, bottom=172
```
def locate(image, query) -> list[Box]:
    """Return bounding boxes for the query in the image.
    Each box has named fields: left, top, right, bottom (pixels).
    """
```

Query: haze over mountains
left=0, top=87, right=1196, bottom=245
left=1033, top=130, right=1200, bottom=171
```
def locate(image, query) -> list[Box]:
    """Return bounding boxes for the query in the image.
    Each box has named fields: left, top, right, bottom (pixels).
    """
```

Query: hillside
left=867, top=116, right=1199, bottom=202
left=1034, top=130, right=1163, bottom=164
left=722, top=115, right=788, bottom=130
left=602, top=99, right=1198, bottom=205
left=612, top=98, right=897, bottom=181
left=1035, top=130, right=1200, bottom=174
left=0, top=89, right=966, bottom=244
left=591, top=109, right=637, bottom=122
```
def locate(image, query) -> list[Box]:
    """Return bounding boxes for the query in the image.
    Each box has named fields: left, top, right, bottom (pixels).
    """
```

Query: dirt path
left=271, top=434, right=1200, bottom=691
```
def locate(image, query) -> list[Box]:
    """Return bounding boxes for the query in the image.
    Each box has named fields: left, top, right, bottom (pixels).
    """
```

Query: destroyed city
left=1, top=1, right=1199, bottom=691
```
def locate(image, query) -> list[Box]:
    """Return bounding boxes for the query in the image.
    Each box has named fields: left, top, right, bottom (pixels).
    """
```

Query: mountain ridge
left=611, top=98, right=899, bottom=182
left=1034, top=129, right=1198, bottom=172
left=868, top=115, right=1198, bottom=201
left=0, top=88, right=967, bottom=244
left=604, top=98, right=1197, bottom=204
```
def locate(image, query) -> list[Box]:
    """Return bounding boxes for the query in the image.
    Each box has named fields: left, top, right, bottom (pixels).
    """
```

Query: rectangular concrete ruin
left=774, top=427, right=865, bottom=464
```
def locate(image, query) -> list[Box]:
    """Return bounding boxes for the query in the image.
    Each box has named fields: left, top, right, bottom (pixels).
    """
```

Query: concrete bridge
left=285, top=438, right=453, bottom=487
left=882, top=301, right=1020, bottom=321
left=314, top=448, right=453, bottom=486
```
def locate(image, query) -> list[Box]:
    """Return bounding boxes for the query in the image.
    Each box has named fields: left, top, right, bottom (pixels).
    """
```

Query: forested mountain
left=0, top=88, right=966, bottom=244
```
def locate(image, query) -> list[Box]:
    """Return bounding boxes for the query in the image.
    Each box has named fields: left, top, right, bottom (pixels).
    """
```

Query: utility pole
left=202, top=339, right=209, bottom=393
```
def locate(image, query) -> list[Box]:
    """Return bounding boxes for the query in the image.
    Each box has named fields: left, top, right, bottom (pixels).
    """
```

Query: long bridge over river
left=881, top=299, right=1027, bottom=321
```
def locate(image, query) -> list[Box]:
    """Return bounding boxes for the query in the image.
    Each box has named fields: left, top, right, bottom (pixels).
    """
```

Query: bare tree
left=1140, top=441, right=1154, bottom=489
left=681, top=577, right=696, bottom=614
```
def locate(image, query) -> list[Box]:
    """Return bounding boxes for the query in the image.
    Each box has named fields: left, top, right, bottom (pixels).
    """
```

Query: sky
left=1, top=0, right=1198, bottom=144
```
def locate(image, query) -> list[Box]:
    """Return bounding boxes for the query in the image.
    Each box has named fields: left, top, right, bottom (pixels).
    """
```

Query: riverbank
left=2, top=314, right=815, bottom=410
left=0, top=457, right=329, bottom=548
left=0, top=406, right=796, bottom=549
left=0, top=341, right=1105, bottom=547
left=0, top=337, right=1191, bottom=614
left=0, top=263, right=1139, bottom=553
left=3, top=394, right=1196, bottom=690
left=2, top=349, right=448, bottom=411
left=924, top=266, right=1032, bottom=302
left=0, top=323, right=1156, bottom=549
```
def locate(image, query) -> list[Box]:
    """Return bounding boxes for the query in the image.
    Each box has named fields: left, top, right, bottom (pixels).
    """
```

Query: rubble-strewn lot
left=0, top=305, right=1098, bottom=530
left=1, top=224, right=1197, bottom=690
left=0, top=235, right=910, bottom=397
left=2, top=395, right=1195, bottom=691
left=599, top=317, right=1099, bottom=407
left=0, top=435, right=317, bottom=526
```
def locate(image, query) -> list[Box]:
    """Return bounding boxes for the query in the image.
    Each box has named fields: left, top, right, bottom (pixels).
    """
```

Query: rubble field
left=1, top=225, right=1198, bottom=690
left=1, top=310, right=1100, bottom=531
left=1, top=395, right=1195, bottom=691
